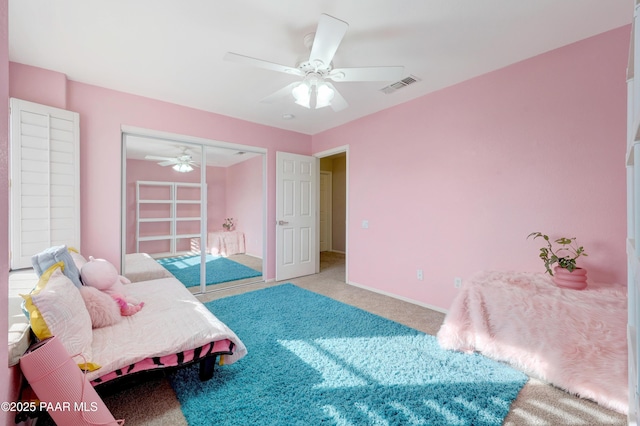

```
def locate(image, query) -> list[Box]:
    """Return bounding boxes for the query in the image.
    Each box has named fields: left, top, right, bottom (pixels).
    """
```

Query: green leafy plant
left=222, top=217, right=234, bottom=231
left=527, top=232, right=588, bottom=276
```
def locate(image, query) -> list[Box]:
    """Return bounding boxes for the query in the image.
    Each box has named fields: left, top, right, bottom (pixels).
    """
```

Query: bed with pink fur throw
left=437, top=270, right=628, bottom=414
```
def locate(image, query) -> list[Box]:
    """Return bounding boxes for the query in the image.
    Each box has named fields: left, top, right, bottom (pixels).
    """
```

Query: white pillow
left=69, top=248, right=88, bottom=270
left=22, top=266, right=98, bottom=370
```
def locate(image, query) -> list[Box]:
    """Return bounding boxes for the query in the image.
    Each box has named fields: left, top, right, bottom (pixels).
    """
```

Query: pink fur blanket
left=437, top=270, right=628, bottom=414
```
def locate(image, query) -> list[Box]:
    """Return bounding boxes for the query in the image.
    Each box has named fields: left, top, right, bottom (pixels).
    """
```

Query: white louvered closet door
left=10, top=98, right=80, bottom=270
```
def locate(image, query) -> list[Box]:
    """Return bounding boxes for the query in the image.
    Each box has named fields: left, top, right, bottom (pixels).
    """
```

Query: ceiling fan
left=224, top=13, right=404, bottom=112
left=145, top=148, right=199, bottom=173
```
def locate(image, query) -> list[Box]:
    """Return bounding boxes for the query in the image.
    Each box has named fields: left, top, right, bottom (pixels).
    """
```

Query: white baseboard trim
left=347, top=280, right=448, bottom=314
left=243, top=253, right=263, bottom=260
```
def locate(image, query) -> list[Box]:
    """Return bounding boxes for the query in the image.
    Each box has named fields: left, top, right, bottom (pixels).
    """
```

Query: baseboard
left=346, top=280, right=448, bottom=314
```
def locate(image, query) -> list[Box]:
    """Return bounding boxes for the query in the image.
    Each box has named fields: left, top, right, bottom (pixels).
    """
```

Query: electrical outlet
left=362, top=220, right=369, bottom=229
left=417, top=269, right=424, bottom=280
left=454, top=277, right=462, bottom=288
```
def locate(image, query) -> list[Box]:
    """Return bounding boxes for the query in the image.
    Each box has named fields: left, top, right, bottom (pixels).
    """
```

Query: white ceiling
left=9, top=0, right=633, bottom=136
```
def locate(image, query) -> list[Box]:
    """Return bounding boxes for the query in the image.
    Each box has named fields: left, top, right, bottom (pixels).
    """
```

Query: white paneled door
left=276, top=152, right=317, bottom=281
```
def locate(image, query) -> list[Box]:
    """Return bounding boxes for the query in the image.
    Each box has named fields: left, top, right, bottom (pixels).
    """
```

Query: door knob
left=278, top=220, right=289, bottom=225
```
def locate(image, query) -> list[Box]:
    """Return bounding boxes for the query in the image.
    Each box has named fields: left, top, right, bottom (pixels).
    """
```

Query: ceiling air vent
left=380, top=75, right=421, bottom=94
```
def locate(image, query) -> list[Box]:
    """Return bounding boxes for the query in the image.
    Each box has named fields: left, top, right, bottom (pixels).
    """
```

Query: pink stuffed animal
left=80, top=256, right=144, bottom=316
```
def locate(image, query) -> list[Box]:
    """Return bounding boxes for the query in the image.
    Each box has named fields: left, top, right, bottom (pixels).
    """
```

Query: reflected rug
left=169, top=284, right=528, bottom=425
left=156, top=254, right=261, bottom=287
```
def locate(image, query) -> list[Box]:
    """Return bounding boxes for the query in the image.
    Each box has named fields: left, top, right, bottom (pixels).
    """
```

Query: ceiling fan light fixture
left=226, top=14, right=404, bottom=114
left=173, top=163, right=194, bottom=173
left=315, top=82, right=334, bottom=109
left=292, top=81, right=311, bottom=108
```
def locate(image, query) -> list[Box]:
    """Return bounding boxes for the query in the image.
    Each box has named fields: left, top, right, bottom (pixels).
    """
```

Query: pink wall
left=1, top=0, right=11, bottom=421
left=226, top=156, right=264, bottom=257
left=9, top=67, right=311, bottom=279
left=6, top=25, right=629, bottom=313
left=205, top=168, right=228, bottom=233
left=313, top=26, right=630, bottom=310
left=9, top=62, right=67, bottom=110
left=125, top=159, right=227, bottom=254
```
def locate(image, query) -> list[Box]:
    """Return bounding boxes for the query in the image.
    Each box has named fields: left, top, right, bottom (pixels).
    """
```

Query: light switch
left=362, top=220, right=369, bottom=229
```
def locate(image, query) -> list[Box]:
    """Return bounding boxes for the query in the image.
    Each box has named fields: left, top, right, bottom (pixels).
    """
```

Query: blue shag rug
left=169, top=284, right=528, bottom=426
left=156, top=254, right=261, bottom=288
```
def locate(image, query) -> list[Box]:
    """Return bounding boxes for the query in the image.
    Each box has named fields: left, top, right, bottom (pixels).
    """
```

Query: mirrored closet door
left=121, top=129, right=266, bottom=294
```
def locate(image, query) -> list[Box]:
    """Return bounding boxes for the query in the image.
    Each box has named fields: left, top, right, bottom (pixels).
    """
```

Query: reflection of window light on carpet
left=453, top=397, right=501, bottom=423
left=387, top=402, right=427, bottom=425
left=424, top=399, right=463, bottom=424
left=173, top=260, right=192, bottom=269
left=280, top=335, right=489, bottom=388
left=278, top=339, right=367, bottom=388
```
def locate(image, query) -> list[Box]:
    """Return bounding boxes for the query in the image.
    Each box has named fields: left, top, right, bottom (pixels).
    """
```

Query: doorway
left=121, top=126, right=267, bottom=294
left=315, top=146, right=348, bottom=282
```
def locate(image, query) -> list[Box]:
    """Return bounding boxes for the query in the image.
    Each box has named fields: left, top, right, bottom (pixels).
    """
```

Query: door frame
left=319, top=170, right=333, bottom=253
left=313, top=145, right=349, bottom=281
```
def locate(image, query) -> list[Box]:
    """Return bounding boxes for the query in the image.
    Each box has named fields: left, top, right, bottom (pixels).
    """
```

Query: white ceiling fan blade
left=309, top=14, right=348, bottom=68
left=145, top=155, right=174, bottom=161
left=224, top=52, right=303, bottom=76
left=158, top=160, right=177, bottom=167
left=328, top=66, right=404, bottom=82
left=260, top=82, right=300, bottom=104
left=325, top=82, right=348, bottom=112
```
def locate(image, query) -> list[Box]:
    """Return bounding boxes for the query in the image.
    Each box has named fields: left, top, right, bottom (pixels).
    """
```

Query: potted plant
left=527, top=232, right=588, bottom=289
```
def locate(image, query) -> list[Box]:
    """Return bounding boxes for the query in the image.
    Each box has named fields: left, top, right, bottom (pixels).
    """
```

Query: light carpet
left=156, top=254, right=261, bottom=288
left=169, top=284, right=528, bottom=425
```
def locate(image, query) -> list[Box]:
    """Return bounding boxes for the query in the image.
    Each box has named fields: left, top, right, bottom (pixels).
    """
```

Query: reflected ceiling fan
left=224, top=13, right=404, bottom=112
left=145, top=148, right=199, bottom=173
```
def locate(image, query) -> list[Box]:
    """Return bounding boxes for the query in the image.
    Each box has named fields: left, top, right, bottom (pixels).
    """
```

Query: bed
left=86, top=276, right=247, bottom=385
left=15, top=254, right=247, bottom=403
left=437, top=270, right=627, bottom=414
left=14, top=264, right=248, bottom=424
